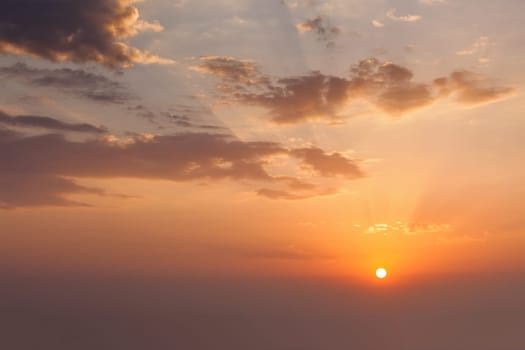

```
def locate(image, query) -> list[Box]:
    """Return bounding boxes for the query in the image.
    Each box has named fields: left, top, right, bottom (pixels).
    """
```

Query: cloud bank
left=195, top=56, right=515, bottom=124
left=0, top=125, right=362, bottom=208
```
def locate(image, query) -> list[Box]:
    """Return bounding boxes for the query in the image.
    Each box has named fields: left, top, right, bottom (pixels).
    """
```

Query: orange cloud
left=434, top=71, right=515, bottom=106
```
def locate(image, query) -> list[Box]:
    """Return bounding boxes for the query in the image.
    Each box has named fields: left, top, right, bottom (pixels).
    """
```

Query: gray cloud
left=0, top=63, right=133, bottom=103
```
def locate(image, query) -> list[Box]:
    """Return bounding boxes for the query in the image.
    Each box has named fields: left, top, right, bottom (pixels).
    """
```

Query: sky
left=1, top=0, right=524, bottom=349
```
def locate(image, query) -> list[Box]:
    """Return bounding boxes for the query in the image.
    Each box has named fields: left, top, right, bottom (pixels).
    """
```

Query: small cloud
left=363, top=221, right=451, bottom=236
left=191, top=56, right=263, bottom=85
left=296, top=16, right=341, bottom=48
left=387, top=8, right=422, bottom=22
left=478, top=57, right=491, bottom=64
left=372, top=20, right=384, bottom=28
left=419, top=0, right=447, bottom=4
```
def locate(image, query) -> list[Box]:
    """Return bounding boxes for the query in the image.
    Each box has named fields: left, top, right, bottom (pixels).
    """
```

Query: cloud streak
left=0, top=110, right=107, bottom=134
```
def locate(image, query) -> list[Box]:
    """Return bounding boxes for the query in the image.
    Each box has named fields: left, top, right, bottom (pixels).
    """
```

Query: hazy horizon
left=1, top=0, right=524, bottom=349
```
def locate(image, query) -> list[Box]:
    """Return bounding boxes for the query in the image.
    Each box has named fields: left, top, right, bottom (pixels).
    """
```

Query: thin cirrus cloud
left=0, top=63, right=133, bottom=104
left=194, top=56, right=514, bottom=124
left=0, top=0, right=173, bottom=67
left=456, top=36, right=491, bottom=57
left=0, top=125, right=363, bottom=208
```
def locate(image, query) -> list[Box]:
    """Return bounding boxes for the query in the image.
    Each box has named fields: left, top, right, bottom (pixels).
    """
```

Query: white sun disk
left=375, top=268, right=387, bottom=279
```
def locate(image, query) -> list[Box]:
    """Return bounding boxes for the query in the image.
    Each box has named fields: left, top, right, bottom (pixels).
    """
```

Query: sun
left=375, top=267, right=388, bottom=279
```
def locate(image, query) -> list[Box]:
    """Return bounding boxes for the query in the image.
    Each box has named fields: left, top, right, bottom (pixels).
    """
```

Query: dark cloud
left=0, top=63, right=133, bottom=103
left=0, top=126, right=362, bottom=207
left=296, top=16, right=341, bottom=48
left=0, top=110, right=107, bottom=134
left=0, top=0, right=173, bottom=67
left=195, top=57, right=514, bottom=124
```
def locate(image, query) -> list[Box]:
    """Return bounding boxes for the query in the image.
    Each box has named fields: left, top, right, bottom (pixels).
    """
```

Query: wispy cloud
left=387, top=8, right=422, bottom=22
left=456, top=36, right=491, bottom=56
left=0, top=63, right=133, bottom=104
left=0, top=110, right=107, bottom=134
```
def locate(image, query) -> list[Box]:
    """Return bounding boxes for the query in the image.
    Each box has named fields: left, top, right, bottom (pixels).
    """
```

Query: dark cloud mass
left=0, top=110, right=107, bottom=134
left=0, top=0, right=172, bottom=67
left=0, top=127, right=362, bottom=208
left=195, top=57, right=514, bottom=124
left=0, top=63, right=133, bottom=103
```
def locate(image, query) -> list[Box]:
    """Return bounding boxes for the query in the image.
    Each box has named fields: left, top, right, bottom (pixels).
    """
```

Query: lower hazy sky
left=1, top=0, right=524, bottom=349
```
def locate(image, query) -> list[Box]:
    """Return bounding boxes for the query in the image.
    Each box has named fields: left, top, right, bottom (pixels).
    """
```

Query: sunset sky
left=1, top=0, right=524, bottom=349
